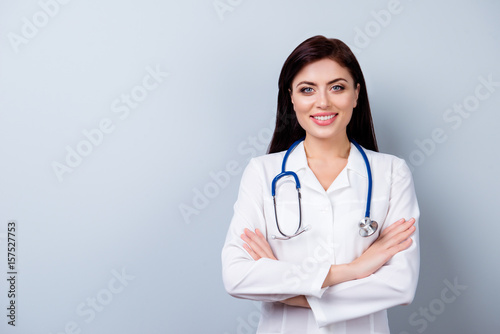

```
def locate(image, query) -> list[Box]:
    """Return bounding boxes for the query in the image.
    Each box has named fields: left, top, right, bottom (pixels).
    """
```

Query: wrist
left=323, top=263, right=360, bottom=288
left=345, top=262, right=361, bottom=280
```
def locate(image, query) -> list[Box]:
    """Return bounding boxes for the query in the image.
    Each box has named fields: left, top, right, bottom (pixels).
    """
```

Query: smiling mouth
left=312, top=114, right=337, bottom=121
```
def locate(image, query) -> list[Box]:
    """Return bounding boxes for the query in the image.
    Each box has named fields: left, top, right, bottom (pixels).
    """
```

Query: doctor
left=221, top=36, right=419, bottom=334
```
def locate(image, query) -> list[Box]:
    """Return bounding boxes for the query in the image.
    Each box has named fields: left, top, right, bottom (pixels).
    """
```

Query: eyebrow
left=295, top=78, right=348, bottom=88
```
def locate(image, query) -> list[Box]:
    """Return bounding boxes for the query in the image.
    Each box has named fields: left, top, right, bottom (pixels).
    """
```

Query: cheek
left=294, top=110, right=308, bottom=129
left=333, top=95, right=357, bottom=111
left=291, top=96, right=312, bottom=114
left=292, top=101, right=311, bottom=126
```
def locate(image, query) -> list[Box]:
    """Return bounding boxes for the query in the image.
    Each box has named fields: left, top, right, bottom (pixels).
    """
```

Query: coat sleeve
left=306, top=159, right=420, bottom=327
left=221, top=158, right=331, bottom=302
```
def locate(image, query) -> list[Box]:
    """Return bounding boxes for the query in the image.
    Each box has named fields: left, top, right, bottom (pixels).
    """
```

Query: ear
left=288, top=88, right=294, bottom=105
left=353, top=83, right=360, bottom=108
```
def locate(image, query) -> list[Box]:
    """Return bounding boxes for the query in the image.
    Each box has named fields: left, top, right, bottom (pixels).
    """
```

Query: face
left=290, top=58, right=360, bottom=142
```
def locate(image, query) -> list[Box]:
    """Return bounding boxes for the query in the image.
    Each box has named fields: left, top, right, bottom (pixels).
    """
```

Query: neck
left=303, top=134, right=351, bottom=160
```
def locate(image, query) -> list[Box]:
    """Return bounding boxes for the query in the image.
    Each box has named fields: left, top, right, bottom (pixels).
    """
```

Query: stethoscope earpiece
left=359, top=217, right=378, bottom=237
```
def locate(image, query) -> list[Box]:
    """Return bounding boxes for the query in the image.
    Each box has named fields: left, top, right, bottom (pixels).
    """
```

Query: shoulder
left=247, top=151, right=286, bottom=171
left=364, top=148, right=414, bottom=185
left=239, top=151, right=286, bottom=182
left=364, top=148, right=407, bottom=169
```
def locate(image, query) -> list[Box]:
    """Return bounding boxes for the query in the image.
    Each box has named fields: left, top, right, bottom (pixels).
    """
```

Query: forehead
left=292, top=58, right=354, bottom=85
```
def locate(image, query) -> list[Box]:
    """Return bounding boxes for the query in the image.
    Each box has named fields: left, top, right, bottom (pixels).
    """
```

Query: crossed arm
left=240, top=217, right=416, bottom=308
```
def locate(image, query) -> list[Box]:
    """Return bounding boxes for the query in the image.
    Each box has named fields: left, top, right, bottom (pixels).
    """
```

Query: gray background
left=1, top=0, right=499, bottom=333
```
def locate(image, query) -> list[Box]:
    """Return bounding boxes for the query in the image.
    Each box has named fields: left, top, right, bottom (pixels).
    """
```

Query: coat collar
left=284, top=140, right=368, bottom=193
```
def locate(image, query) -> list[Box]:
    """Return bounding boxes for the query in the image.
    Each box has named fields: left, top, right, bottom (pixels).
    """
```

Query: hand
left=241, top=231, right=309, bottom=309
left=349, top=218, right=416, bottom=279
left=280, top=295, right=310, bottom=308
left=241, top=228, right=277, bottom=261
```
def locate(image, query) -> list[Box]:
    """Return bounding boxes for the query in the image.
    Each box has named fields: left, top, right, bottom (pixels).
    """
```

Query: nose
left=316, top=89, right=330, bottom=109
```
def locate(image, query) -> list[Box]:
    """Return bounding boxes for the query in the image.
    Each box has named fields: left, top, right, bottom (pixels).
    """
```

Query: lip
left=310, top=113, right=338, bottom=126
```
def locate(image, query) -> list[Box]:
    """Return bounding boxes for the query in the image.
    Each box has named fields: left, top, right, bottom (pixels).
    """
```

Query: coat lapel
left=282, top=141, right=369, bottom=194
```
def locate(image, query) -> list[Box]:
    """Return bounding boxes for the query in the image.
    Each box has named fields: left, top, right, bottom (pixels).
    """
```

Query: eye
left=331, top=85, right=344, bottom=92
left=300, top=87, right=314, bottom=94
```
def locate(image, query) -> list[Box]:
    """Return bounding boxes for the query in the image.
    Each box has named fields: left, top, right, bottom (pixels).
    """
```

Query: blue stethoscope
left=271, top=138, right=378, bottom=240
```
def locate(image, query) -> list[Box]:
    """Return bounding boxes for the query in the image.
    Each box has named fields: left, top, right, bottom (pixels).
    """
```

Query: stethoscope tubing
left=271, top=137, right=376, bottom=239
left=350, top=139, right=372, bottom=218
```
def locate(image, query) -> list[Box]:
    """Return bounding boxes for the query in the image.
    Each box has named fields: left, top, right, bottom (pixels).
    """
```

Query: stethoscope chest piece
left=359, top=217, right=378, bottom=237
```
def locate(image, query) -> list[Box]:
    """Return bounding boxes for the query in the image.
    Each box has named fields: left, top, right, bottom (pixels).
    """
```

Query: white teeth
left=313, top=114, right=336, bottom=121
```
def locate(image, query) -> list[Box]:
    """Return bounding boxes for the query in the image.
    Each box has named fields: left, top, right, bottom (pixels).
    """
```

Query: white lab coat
left=222, top=141, right=420, bottom=334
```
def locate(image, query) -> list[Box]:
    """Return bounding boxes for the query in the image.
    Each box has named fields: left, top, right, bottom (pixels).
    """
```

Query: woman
left=221, top=35, right=419, bottom=333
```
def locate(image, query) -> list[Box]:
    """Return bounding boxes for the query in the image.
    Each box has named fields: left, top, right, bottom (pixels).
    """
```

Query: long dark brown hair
left=268, top=35, right=378, bottom=153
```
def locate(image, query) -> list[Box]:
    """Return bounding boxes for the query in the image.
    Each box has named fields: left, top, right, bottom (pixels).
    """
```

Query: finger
left=244, top=228, right=274, bottom=259
left=401, top=225, right=416, bottom=240
left=380, top=218, right=405, bottom=235
left=255, top=228, right=266, bottom=239
left=241, top=232, right=261, bottom=251
left=254, top=229, right=275, bottom=256
left=390, top=219, right=416, bottom=239
left=404, top=218, right=416, bottom=227
left=381, top=218, right=416, bottom=240
left=384, top=225, right=416, bottom=249
left=241, top=232, right=269, bottom=259
left=242, top=243, right=260, bottom=261
left=394, top=237, right=413, bottom=253
left=241, top=234, right=263, bottom=258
